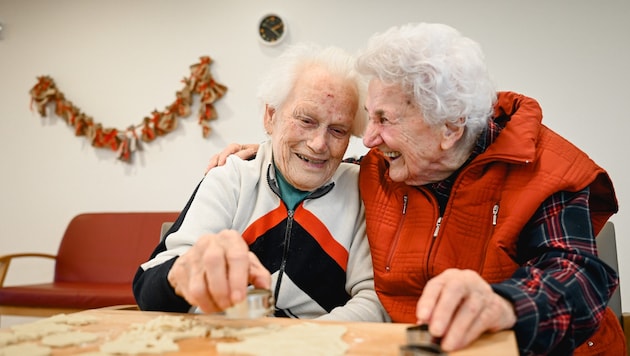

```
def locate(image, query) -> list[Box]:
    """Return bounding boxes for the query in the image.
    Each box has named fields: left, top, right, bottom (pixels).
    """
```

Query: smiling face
left=264, top=65, right=358, bottom=191
left=362, top=79, right=464, bottom=186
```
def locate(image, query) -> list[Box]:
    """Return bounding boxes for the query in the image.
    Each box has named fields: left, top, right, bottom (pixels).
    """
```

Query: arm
left=204, top=143, right=362, bottom=173
left=317, top=177, right=388, bottom=323
left=133, top=180, right=204, bottom=312
left=319, top=214, right=389, bottom=322
left=492, top=187, right=617, bottom=354
left=133, top=163, right=271, bottom=313
left=415, top=188, right=615, bottom=354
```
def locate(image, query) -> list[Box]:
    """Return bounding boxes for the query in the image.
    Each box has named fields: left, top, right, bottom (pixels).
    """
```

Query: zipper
left=433, top=216, right=442, bottom=238
left=273, top=209, right=294, bottom=310
left=385, top=195, right=407, bottom=272
left=478, top=203, right=500, bottom=275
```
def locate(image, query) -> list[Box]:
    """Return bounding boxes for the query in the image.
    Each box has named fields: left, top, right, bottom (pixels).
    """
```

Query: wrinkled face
left=362, top=79, right=450, bottom=186
left=265, top=65, right=357, bottom=191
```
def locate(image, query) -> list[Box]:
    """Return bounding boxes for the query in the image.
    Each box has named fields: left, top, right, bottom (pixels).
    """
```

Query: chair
left=161, top=221, right=175, bottom=241
left=0, top=211, right=179, bottom=317
left=596, top=221, right=622, bottom=326
left=595, top=221, right=630, bottom=354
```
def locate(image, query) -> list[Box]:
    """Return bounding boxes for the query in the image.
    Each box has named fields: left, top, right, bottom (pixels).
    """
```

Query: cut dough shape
left=0, top=332, right=19, bottom=347
left=10, top=321, right=70, bottom=340
left=40, top=331, right=99, bottom=347
left=45, top=313, right=100, bottom=326
left=210, top=324, right=281, bottom=339
left=0, top=342, right=51, bottom=356
left=100, top=332, right=179, bottom=355
left=99, top=314, right=209, bottom=354
left=216, top=322, right=348, bottom=356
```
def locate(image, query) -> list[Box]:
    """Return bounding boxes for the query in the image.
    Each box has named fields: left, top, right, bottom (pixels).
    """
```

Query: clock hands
left=263, top=23, right=283, bottom=37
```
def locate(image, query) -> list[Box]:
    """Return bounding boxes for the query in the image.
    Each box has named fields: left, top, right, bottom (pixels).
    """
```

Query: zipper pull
left=433, top=217, right=442, bottom=238
left=492, top=204, right=499, bottom=226
left=402, top=195, right=408, bottom=215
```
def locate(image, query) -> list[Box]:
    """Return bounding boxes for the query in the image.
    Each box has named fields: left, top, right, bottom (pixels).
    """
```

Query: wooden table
left=2, top=308, right=518, bottom=355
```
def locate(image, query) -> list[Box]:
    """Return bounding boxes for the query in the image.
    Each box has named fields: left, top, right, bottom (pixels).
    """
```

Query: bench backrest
left=55, top=212, right=179, bottom=284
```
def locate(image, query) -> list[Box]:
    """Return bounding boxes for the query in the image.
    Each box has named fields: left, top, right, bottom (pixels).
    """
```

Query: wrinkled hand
left=205, top=143, right=260, bottom=173
left=167, top=229, right=271, bottom=313
left=416, top=269, right=516, bottom=352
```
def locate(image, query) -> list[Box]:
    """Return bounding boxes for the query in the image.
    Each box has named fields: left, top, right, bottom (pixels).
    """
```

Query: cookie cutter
left=224, top=288, right=274, bottom=319
left=399, top=324, right=445, bottom=355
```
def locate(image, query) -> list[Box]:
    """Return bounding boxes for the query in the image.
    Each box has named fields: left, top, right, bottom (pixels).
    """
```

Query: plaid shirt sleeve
left=491, top=187, right=619, bottom=355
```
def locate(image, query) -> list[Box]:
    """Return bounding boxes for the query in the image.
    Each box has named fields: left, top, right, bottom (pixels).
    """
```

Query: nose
left=362, top=120, right=381, bottom=148
left=307, top=128, right=328, bottom=153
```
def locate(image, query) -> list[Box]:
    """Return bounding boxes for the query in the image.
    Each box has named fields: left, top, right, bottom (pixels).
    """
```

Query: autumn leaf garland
left=29, top=56, right=227, bottom=163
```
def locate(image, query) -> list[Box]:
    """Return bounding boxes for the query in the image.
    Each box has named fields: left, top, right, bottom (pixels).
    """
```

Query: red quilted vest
left=359, top=92, right=624, bottom=354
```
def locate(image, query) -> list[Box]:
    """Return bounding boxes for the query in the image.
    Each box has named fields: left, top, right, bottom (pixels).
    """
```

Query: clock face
left=258, top=14, right=286, bottom=45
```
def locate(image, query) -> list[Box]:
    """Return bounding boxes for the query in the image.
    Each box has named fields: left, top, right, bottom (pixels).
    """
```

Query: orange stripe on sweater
left=242, top=203, right=287, bottom=244
left=295, top=207, right=349, bottom=271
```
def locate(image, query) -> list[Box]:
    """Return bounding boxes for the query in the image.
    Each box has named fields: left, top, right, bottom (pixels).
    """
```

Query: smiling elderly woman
left=132, top=43, right=388, bottom=323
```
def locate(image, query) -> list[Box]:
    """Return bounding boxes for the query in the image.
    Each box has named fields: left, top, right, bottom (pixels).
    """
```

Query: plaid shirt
left=427, top=121, right=618, bottom=355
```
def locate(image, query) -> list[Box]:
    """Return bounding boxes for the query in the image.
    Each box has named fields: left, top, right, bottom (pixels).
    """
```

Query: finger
left=205, top=155, right=220, bottom=173
left=200, top=238, right=232, bottom=310
left=222, top=235, right=253, bottom=305
left=439, top=292, right=486, bottom=351
left=235, top=145, right=258, bottom=160
left=218, top=143, right=244, bottom=166
left=416, top=275, right=445, bottom=323
left=419, top=270, right=468, bottom=337
left=189, top=271, right=222, bottom=314
left=169, top=252, right=221, bottom=314
left=247, top=252, right=271, bottom=289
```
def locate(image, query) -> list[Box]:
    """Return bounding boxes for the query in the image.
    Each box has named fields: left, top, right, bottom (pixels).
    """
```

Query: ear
left=263, top=105, right=276, bottom=135
left=440, top=118, right=465, bottom=150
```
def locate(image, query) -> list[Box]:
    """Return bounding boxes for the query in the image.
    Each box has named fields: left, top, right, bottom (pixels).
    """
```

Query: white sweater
left=140, top=141, right=388, bottom=322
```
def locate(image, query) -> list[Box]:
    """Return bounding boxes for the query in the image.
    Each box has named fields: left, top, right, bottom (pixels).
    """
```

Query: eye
left=295, top=114, right=316, bottom=127
left=328, top=126, right=349, bottom=139
left=371, top=114, right=390, bottom=125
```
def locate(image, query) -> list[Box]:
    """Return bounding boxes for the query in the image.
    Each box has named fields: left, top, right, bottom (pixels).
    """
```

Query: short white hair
left=257, top=43, right=367, bottom=137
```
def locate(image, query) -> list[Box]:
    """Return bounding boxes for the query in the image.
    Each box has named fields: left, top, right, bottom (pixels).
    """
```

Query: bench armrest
left=0, top=253, right=56, bottom=287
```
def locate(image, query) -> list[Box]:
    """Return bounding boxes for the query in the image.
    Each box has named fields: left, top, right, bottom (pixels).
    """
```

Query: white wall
left=1, top=0, right=628, bottom=314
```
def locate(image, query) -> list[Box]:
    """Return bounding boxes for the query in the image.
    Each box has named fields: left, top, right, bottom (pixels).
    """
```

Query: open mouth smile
left=297, top=153, right=326, bottom=164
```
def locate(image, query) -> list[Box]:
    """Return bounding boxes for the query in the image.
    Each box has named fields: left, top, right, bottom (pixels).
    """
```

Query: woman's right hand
left=167, top=229, right=271, bottom=314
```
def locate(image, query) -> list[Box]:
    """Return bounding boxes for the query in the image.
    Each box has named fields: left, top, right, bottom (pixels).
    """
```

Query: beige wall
left=1, top=0, right=628, bottom=320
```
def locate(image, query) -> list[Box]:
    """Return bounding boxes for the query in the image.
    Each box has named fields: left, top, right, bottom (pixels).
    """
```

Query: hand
left=167, top=229, right=271, bottom=313
left=416, top=269, right=516, bottom=352
left=205, top=143, right=260, bottom=173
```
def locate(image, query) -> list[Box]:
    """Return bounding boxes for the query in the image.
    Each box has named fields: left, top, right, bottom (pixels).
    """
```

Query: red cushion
left=0, top=282, right=135, bottom=309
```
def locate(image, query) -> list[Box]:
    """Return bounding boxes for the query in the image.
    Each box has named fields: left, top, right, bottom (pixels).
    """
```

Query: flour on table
left=216, top=322, right=348, bottom=356
left=40, top=331, right=99, bottom=347
left=0, top=342, right=51, bottom=356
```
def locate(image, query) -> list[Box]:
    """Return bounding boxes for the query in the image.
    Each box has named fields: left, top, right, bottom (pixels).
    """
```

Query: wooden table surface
left=3, top=308, right=518, bottom=355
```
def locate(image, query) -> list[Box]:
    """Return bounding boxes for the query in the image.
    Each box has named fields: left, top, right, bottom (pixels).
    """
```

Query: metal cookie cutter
left=399, top=324, right=446, bottom=356
left=224, top=288, right=274, bottom=319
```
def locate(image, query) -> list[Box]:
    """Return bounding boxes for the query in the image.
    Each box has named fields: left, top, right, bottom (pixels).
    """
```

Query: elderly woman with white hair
left=133, top=43, right=388, bottom=322
left=356, top=22, right=623, bottom=355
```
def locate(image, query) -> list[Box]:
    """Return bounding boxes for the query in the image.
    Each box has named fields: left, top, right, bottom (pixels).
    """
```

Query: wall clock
left=258, top=14, right=286, bottom=45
